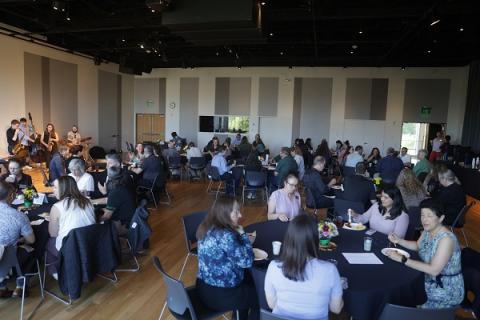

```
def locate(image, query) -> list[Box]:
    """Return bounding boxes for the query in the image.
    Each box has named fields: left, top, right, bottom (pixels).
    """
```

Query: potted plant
left=318, top=220, right=339, bottom=246
left=22, top=186, right=37, bottom=208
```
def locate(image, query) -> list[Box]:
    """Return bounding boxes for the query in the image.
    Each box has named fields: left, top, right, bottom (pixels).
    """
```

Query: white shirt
left=69, top=172, right=94, bottom=192
left=265, top=259, right=343, bottom=320
left=400, top=154, right=411, bottom=164
left=186, top=147, right=202, bottom=161
left=345, top=152, right=364, bottom=168
left=432, top=138, right=444, bottom=152
left=54, top=199, right=96, bottom=250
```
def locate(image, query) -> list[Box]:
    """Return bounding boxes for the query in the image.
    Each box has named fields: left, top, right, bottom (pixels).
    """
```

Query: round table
left=245, top=220, right=426, bottom=320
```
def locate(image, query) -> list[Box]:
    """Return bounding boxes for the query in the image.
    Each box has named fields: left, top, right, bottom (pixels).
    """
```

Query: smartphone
left=365, top=229, right=376, bottom=236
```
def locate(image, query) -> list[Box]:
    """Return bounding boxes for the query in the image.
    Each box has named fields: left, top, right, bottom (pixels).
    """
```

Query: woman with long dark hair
left=351, top=187, right=409, bottom=238
left=41, top=123, right=59, bottom=165
left=315, top=139, right=331, bottom=164
left=264, top=214, right=344, bottom=319
left=46, top=176, right=96, bottom=277
left=305, top=138, right=314, bottom=152
left=387, top=199, right=464, bottom=309
left=196, top=198, right=259, bottom=320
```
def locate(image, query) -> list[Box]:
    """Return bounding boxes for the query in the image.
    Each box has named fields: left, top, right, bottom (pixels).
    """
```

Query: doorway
left=400, top=122, right=446, bottom=161
left=136, top=113, right=165, bottom=144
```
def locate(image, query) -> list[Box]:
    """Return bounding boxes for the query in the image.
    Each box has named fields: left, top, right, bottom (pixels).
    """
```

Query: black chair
left=0, top=245, right=44, bottom=320
left=89, top=146, right=106, bottom=160
left=188, top=157, right=206, bottom=181
left=260, top=309, right=303, bottom=320
left=405, top=206, right=422, bottom=241
left=461, top=247, right=480, bottom=318
left=342, top=166, right=356, bottom=177
left=137, top=173, right=171, bottom=208
left=206, top=165, right=234, bottom=199
left=178, top=211, right=208, bottom=281
left=152, top=256, right=230, bottom=320
left=242, top=170, right=269, bottom=204
left=378, top=303, right=457, bottom=320
left=450, top=201, right=475, bottom=247
left=250, top=267, right=269, bottom=311
left=334, top=198, right=365, bottom=221
left=169, top=155, right=184, bottom=180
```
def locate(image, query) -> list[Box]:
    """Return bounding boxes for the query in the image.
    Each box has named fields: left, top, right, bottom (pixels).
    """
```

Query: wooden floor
left=0, top=167, right=478, bottom=320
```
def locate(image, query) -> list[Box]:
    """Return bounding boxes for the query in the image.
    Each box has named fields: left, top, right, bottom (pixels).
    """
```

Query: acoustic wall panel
left=98, top=71, right=122, bottom=150
left=214, top=77, right=229, bottom=115
left=258, top=77, right=279, bottom=116
left=345, top=78, right=388, bottom=120
left=403, top=79, right=451, bottom=123
left=24, top=53, right=44, bottom=127
left=134, top=78, right=164, bottom=114
left=214, top=77, right=251, bottom=115
left=179, top=77, right=199, bottom=144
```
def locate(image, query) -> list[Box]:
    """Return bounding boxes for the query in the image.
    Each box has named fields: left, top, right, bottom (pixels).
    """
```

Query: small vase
left=24, top=200, right=33, bottom=208
left=320, top=238, right=331, bottom=246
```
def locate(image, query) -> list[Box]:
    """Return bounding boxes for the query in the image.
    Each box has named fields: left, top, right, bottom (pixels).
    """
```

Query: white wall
left=138, top=66, right=468, bottom=155
left=0, top=34, right=135, bottom=154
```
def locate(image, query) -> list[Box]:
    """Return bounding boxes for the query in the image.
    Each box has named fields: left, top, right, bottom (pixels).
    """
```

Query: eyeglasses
left=286, top=182, right=298, bottom=188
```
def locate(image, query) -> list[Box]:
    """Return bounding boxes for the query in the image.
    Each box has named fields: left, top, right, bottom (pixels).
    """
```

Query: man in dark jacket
left=337, top=162, right=377, bottom=209
left=303, top=156, right=336, bottom=208
left=273, top=147, right=298, bottom=190
left=377, top=147, right=404, bottom=185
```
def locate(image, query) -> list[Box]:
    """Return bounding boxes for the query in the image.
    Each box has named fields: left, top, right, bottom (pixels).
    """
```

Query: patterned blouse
left=419, top=230, right=464, bottom=308
left=197, top=228, right=254, bottom=288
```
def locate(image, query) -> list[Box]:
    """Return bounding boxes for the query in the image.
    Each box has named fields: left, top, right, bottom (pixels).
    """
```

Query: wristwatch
left=401, top=255, right=408, bottom=264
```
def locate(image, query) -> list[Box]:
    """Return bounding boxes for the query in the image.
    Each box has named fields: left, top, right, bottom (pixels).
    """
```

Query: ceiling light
left=352, top=44, right=358, bottom=49
left=66, top=16, right=71, bottom=21
left=216, top=52, right=220, bottom=56
left=427, top=50, right=431, bottom=54
left=430, top=18, right=440, bottom=26
left=401, top=67, right=406, bottom=71
left=269, top=32, right=274, bottom=37
left=151, top=9, right=155, bottom=13
left=122, top=38, right=126, bottom=42
left=261, top=1, right=266, bottom=6
left=146, top=49, right=151, bottom=53
left=358, top=31, right=363, bottom=34
left=350, top=51, right=354, bottom=54
left=139, top=44, right=144, bottom=49
left=459, top=27, right=464, bottom=32
left=52, top=1, right=65, bottom=11
left=280, top=51, right=284, bottom=55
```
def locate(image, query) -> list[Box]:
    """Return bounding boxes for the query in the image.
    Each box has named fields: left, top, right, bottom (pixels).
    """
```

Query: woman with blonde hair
left=396, top=168, right=428, bottom=208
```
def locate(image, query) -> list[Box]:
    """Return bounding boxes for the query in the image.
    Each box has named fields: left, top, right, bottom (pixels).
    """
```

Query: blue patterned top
left=197, top=228, right=254, bottom=288
left=418, top=230, right=464, bottom=308
left=0, top=201, right=33, bottom=246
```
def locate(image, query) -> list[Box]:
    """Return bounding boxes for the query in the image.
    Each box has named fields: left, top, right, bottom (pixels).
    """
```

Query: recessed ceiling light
left=151, top=9, right=155, bottom=13
left=427, top=50, right=431, bottom=53
left=66, top=16, right=71, bottom=21
left=280, top=51, right=284, bottom=55
left=459, top=27, right=464, bottom=32
left=139, top=44, right=144, bottom=49
left=352, top=44, right=358, bottom=49
left=350, top=51, right=354, bottom=54
left=358, top=31, right=363, bottom=34
left=430, top=18, right=440, bottom=26
left=261, top=1, right=266, bottom=6
left=269, top=32, right=274, bottom=37
left=122, top=39, right=126, bottom=42
left=215, top=52, right=220, bottom=56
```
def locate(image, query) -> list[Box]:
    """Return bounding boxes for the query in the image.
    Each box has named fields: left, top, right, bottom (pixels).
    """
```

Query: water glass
left=363, top=237, right=373, bottom=251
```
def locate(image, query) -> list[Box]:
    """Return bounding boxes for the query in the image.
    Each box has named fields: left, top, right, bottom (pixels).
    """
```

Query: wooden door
left=136, top=113, right=165, bottom=144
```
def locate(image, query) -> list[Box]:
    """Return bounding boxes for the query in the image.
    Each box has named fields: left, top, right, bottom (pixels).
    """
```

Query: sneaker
left=52, top=273, right=58, bottom=280
left=12, top=287, right=29, bottom=298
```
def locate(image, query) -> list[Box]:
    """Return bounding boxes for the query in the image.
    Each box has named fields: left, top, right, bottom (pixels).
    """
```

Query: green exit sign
left=421, top=106, right=432, bottom=115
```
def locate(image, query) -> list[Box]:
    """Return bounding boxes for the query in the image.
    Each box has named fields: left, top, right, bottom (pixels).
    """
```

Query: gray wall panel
left=24, top=53, right=44, bottom=128
left=49, top=58, right=77, bottom=137
left=370, top=79, right=388, bottom=121
left=291, top=78, right=302, bottom=143
left=159, top=78, right=166, bottom=114
left=134, top=78, right=161, bottom=114
left=299, top=78, right=332, bottom=146
left=228, top=77, right=251, bottom=115
left=215, top=78, right=229, bottom=115
left=98, top=71, right=121, bottom=150
left=179, top=77, right=199, bottom=144
left=403, top=79, right=451, bottom=123
left=345, top=78, right=372, bottom=119
left=41, top=57, right=50, bottom=128
left=258, top=77, right=278, bottom=116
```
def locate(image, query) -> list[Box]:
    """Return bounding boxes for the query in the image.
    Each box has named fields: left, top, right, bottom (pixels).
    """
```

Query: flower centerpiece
left=318, top=220, right=339, bottom=246
left=22, top=186, right=37, bottom=208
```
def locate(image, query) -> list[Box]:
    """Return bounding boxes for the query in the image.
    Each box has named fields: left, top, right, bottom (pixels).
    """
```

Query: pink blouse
left=269, top=190, right=301, bottom=220
left=355, top=204, right=409, bottom=238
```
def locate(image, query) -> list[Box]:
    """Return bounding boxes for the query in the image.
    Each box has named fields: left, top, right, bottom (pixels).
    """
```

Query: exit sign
left=421, top=106, right=432, bottom=115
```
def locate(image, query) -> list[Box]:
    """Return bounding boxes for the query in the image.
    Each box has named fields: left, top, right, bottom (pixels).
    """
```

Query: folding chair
left=378, top=303, right=456, bottom=320
left=242, top=170, right=269, bottom=204
left=450, top=201, right=475, bottom=247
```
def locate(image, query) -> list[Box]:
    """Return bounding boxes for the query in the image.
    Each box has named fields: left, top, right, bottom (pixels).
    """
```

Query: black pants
left=196, top=276, right=259, bottom=320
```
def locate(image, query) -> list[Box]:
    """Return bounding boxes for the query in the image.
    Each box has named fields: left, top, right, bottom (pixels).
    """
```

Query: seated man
left=171, top=131, right=184, bottom=148
left=337, top=162, right=377, bottom=209
left=0, top=159, right=32, bottom=190
left=413, top=149, right=432, bottom=178
left=376, top=147, right=404, bottom=184
left=0, top=181, right=35, bottom=298
left=303, top=156, right=336, bottom=209
left=272, top=147, right=298, bottom=190
left=98, top=153, right=135, bottom=196
left=49, top=145, right=68, bottom=184
left=211, top=146, right=237, bottom=196
left=132, top=145, right=164, bottom=189
left=399, top=147, right=412, bottom=166
left=344, top=145, right=364, bottom=168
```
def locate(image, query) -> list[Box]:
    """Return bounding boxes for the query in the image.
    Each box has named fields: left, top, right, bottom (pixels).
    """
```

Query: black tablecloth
left=451, top=165, right=480, bottom=199
left=245, top=220, right=426, bottom=320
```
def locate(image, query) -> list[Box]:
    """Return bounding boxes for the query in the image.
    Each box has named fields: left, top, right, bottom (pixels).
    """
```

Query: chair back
left=407, top=206, right=422, bottom=229
left=0, top=245, right=22, bottom=278
left=250, top=268, right=269, bottom=310
left=189, top=157, right=206, bottom=169
left=334, top=198, right=365, bottom=221
left=181, top=211, right=208, bottom=253
left=152, top=256, right=197, bottom=320
left=418, top=171, right=428, bottom=183
left=378, top=303, right=456, bottom=320
left=342, top=166, right=356, bottom=177
left=245, top=170, right=266, bottom=187
left=128, top=199, right=152, bottom=255
left=168, top=155, right=181, bottom=168
left=451, top=201, right=475, bottom=229
left=260, top=309, right=303, bottom=320
left=208, top=165, right=222, bottom=181
left=304, top=186, right=316, bottom=209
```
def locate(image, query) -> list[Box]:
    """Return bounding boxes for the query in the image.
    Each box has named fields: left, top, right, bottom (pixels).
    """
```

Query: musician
left=0, top=159, right=32, bottom=190
left=19, top=118, right=35, bottom=148
left=6, top=120, right=20, bottom=155
left=41, top=123, right=59, bottom=165
left=67, top=125, right=82, bottom=146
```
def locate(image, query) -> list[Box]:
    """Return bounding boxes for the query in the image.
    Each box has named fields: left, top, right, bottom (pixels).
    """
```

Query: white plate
left=381, top=248, right=411, bottom=259
left=331, top=185, right=342, bottom=190
left=343, top=223, right=366, bottom=231
left=253, top=248, right=268, bottom=261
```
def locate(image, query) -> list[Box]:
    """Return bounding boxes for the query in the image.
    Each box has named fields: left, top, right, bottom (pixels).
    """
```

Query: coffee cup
left=272, top=241, right=282, bottom=255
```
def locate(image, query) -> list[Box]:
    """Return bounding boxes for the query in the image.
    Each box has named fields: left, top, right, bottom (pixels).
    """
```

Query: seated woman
left=46, top=176, right=96, bottom=277
left=253, top=134, right=266, bottom=154
left=366, top=147, right=382, bottom=177
left=128, top=143, right=145, bottom=166
left=388, top=199, right=464, bottom=309
left=396, top=168, right=428, bottom=208
left=0, top=159, right=32, bottom=189
left=68, top=158, right=94, bottom=197
left=351, top=187, right=409, bottom=238
left=99, top=166, right=136, bottom=235
left=196, top=198, right=258, bottom=320
left=265, top=214, right=344, bottom=319
left=434, top=169, right=466, bottom=226
left=268, top=174, right=301, bottom=222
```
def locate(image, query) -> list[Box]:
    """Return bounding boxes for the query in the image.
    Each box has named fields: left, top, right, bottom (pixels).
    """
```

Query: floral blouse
left=197, top=228, right=254, bottom=288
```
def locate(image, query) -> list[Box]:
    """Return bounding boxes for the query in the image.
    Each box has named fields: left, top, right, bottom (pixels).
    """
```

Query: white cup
left=272, top=241, right=282, bottom=255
